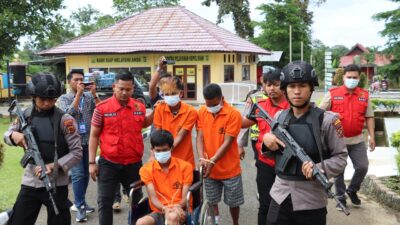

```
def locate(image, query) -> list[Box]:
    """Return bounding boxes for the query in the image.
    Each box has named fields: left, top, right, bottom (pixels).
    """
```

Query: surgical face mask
left=207, top=100, right=223, bottom=114
left=154, top=150, right=171, bottom=164
left=164, top=95, right=180, bottom=106
left=344, top=78, right=359, bottom=89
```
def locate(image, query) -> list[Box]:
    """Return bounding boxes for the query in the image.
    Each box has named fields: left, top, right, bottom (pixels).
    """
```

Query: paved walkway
left=33, top=141, right=400, bottom=225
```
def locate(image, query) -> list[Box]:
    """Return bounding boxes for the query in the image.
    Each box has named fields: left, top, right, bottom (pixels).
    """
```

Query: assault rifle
left=248, top=102, right=350, bottom=216
left=8, top=100, right=59, bottom=215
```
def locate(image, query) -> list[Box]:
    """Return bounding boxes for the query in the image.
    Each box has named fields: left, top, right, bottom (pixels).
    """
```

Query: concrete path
left=32, top=139, right=400, bottom=225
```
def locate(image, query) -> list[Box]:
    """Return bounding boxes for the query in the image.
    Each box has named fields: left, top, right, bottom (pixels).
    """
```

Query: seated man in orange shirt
left=153, top=77, right=198, bottom=169
left=136, top=129, right=193, bottom=225
left=197, top=83, right=243, bottom=225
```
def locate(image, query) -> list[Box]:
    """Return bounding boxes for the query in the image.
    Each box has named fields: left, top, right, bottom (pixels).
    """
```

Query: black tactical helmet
left=280, top=61, right=318, bottom=90
left=26, top=73, right=62, bottom=98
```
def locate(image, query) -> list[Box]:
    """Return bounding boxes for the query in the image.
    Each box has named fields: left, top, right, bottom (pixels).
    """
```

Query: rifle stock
left=248, top=102, right=350, bottom=216
left=8, top=100, right=59, bottom=215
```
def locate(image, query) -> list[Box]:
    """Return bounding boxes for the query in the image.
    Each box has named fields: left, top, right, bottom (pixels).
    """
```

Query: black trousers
left=251, top=140, right=259, bottom=160
left=266, top=196, right=327, bottom=225
left=97, top=157, right=142, bottom=225
left=256, top=161, right=276, bottom=225
left=9, top=185, right=71, bottom=225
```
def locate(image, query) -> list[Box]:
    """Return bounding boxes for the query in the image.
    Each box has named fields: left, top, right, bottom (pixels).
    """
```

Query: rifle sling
left=306, top=107, right=327, bottom=176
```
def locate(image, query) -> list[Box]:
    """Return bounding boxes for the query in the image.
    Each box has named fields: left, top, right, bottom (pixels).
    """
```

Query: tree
left=70, top=4, right=116, bottom=36
left=253, top=1, right=312, bottom=67
left=202, top=0, right=254, bottom=39
left=113, top=0, right=180, bottom=17
left=373, top=1, right=400, bottom=86
left=310, top=39, right=327, bottom=81
left=0, top=0, right=64, bottom=60
left=31, top=18, right=76, bottom=52
left=330, top=45, right=349, bottom=65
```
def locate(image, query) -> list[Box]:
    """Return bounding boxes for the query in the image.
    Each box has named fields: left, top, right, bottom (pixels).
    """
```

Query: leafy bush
left=391, top=131, right=400, bottom=175
left=334, top=68, right=345, bottom=86
left=359, top=72, right=367, bottom=88
left=371, top=99, right=400, bottom=113
left=391, top=131, right=400, bottom=149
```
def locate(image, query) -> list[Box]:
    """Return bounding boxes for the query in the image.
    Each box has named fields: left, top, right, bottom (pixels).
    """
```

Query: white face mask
left=164, top=95, right=180, bottom=106
left=154, top=150, right=171, bottom=164
left=344, top=78, right=359, bottom=89
left=207, top=100, right=223, bottom=114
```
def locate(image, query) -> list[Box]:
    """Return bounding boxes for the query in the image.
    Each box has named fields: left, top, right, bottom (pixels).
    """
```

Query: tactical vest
left=24, top=107, right=69, bottom=164
left=329, top=86, right=369, bottom=137
left=275, top=107, right=329, bottom=180
left=249, top=92, right=268, bottom=140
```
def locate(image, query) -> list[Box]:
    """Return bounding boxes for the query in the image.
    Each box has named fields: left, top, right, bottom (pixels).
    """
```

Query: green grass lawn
left=0, top=118, right=24, bottom=211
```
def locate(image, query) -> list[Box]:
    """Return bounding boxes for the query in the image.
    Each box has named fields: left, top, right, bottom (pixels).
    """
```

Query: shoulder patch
left=332, top=118, right=344, bottom=138
left=63, top=119, right=76, bottom=134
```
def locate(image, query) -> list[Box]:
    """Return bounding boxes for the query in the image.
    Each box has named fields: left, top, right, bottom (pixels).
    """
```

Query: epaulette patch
left=64, top=119, right=76, bottom=134
left=332, top=118, right=344, bottom=138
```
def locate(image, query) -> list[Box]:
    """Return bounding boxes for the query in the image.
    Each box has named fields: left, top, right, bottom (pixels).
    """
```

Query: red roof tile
left=339, top=43, right=392, bottom=67
left=39, top=6, right=269, bottom=56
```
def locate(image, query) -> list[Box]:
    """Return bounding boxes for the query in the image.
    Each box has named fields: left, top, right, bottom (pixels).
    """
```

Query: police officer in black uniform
left=3, top=73, right=82, bottom=225
left=262, top=61, right=348, bottom=225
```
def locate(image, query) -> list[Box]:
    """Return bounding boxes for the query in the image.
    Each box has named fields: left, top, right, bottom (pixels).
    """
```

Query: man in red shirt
left=88, top=71, right=154, bottom=225
left=320, top=64, right=375, bottom=210
left=241, top=68, right=289, bottom=225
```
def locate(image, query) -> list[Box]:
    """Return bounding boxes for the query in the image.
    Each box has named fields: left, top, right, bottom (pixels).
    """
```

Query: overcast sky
left=61, top=0, right=398, bottom=49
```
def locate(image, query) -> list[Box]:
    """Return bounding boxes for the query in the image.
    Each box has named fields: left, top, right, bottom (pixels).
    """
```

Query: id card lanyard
left=78, top=96, right=87, bottom=134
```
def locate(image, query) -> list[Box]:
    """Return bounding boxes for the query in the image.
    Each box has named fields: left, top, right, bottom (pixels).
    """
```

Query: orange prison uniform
left=140, top=157, right=193, bottom=212
left=153, top=102, right=197, bottom=169
left=197, top=101, right=242, bottom=180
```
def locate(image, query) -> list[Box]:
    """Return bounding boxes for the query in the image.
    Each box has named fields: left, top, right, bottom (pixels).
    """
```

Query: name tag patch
left=358, top=98, right=367, bottom=102
left=333, top=96, right=344, bottom=100
left=104, top=112, right=117, bottom=117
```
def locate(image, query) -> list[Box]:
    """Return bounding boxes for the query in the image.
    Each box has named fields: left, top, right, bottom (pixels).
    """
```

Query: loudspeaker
left=11, top=65, right=26, bottom=96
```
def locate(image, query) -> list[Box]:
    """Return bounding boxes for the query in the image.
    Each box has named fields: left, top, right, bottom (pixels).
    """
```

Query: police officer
left=3, top=73, right=83, bottom=225
left=248, top=89, right=268, bottom=160
left=262, top=61, right=348, bottom=225
left=319, top=64, right=375, bottom=209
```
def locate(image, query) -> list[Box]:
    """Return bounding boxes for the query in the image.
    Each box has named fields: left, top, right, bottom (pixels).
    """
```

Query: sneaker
left=346, top=190, right=361, bottom=206
left=112, top=201, right=121, bottom=212
left=76, top=206, right=87, bottom=222
left=335, top=200, right=347, bottom=212
left=122, top=194, right=129, bottom=204
left=85, top=204, right=95, bottom=214
left=71, top=204, right=95, bottom=214
left=0, top=210, right=10, bottom=225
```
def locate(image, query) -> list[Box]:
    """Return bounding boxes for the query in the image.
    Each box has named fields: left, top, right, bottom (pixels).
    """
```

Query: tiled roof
left=339, top=43, right=392, bottom=67
left=345, top=43, right=369, bottom=56
left=39, top=6, right=269, bottom=56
